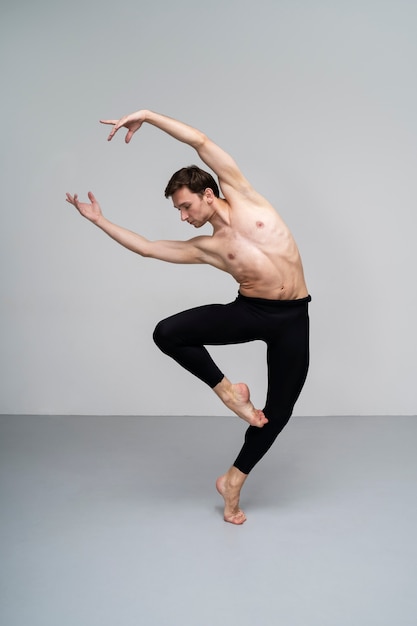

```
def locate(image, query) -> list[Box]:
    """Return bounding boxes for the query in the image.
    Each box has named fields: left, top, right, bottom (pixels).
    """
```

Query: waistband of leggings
left=237, top=292, right=312, bottom=307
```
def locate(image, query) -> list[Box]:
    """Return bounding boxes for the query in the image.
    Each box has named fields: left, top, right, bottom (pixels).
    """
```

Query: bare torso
left=198, top=196, right=308, bottom=300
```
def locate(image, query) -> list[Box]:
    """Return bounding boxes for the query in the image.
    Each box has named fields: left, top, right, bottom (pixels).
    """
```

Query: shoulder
left=188, top=234, right=229, bottom=270
left=190, top=234, right=220, bottom=255
left=221, top=181, right=279, bottom=218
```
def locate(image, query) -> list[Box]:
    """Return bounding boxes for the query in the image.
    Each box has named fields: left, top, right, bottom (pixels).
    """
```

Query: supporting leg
left=216, top=466, right=248, bottom=525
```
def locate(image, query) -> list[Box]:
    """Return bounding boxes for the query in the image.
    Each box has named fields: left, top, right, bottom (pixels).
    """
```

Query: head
left=164, top=165, right=220, bottom=199
left=164, top=165, right=220, bottom=228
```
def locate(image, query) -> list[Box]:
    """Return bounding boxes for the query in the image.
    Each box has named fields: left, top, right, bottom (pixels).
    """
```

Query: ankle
left=226, top=466, right=248, bottom=488
left=213, top=377, right=233, bottom=401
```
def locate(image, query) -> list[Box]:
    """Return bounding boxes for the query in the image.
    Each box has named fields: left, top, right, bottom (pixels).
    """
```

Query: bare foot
left=214, top=379, right=268, bottom=428
left=216, top=474, right=247, bottom=525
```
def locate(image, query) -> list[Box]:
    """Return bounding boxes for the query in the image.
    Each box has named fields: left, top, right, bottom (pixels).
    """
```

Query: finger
left=100, top=118, right=122, bottom=141
left=87, top=191, right=96, bottom=202
left=65, top=192, right=76, bottom=205
left=107, top=125, right=120, bottom=141
left=125, top=124, right=140, bottom=143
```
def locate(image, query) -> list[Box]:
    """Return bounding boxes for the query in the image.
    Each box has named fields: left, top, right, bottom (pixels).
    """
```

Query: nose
left=180, top=210, right=188, bottom=221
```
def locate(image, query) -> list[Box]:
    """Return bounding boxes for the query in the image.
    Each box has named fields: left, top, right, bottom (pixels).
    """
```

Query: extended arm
left=100, top=110, right=252, bottom=196
left=65, top=192, right=206, bottom=264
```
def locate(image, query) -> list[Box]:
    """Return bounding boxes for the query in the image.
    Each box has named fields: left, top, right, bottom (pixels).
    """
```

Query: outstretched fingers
left=65, top=192, right=84, bottom=215
left=65, top=191, right=101, bottom=223
left=99, top=119, right=121, bottom=142
left=99, top=118, right=128, bottom=142
left=65, top=192, right=78, bottom=207
left=99, top=114, right=143, bottom=143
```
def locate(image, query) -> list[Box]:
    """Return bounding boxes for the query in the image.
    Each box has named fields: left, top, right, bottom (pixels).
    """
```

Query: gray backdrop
left=1, top=0, right=416, bottom=416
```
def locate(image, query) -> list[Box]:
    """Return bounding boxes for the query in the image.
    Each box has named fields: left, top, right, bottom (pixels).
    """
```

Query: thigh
left=264, top=311, right=310, bottom=414
left=160, top=299, right=260, bottom=346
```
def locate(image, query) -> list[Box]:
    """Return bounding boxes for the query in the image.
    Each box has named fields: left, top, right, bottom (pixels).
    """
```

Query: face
left=171, top=187, right=214, bottom=228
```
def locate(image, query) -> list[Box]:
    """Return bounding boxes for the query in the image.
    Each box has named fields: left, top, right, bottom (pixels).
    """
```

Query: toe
left=225, top=510, right=246, bottom=525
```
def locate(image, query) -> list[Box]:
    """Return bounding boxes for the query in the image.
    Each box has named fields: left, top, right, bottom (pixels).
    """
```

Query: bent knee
left=153, top=318, right=178, bottom=352
left=153, top=319, right=168, bottom=349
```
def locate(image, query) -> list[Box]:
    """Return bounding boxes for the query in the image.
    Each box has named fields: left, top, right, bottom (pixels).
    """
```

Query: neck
left=208, top=198, right=230, bottom=230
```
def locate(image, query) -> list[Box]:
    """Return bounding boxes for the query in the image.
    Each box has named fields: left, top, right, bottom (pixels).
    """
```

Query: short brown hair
left=164, top=165, right=220, bottom=198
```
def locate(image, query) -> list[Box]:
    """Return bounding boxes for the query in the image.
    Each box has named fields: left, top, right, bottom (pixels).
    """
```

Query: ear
left=204, top=188, right=215, bottom=203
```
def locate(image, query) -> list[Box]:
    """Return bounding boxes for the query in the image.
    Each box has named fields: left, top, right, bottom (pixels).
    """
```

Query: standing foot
left=213, top=379, right=268, bottom=428
left=216, top=469, right=248, bottom=525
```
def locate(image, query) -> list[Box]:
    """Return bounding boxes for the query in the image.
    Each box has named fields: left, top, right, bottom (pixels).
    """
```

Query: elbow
left=140, top=248, right=153, bottom=259
left=192, top=131, right=208, bottom=150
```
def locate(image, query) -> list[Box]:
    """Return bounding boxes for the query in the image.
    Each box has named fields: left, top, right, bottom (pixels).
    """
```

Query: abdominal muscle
left=211, top=247, right=307, bottom=300
left=236, top=267, right=308, bottom=300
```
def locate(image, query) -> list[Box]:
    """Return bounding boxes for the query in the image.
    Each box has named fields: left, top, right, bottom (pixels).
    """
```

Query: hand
left=100, top=110, right=146, bottom=143
left=66, top=191, right=103, bottom=224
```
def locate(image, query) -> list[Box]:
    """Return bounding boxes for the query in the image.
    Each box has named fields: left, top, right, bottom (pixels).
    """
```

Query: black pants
left=153, top=292, right=311, bottom=474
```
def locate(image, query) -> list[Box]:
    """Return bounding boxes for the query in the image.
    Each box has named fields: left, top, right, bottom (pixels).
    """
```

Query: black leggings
left=153, top=293, right=311, bottom=474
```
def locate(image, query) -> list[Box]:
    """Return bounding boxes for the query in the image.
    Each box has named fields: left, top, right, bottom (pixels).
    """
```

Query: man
left=66, top=108, right=311, bottom=525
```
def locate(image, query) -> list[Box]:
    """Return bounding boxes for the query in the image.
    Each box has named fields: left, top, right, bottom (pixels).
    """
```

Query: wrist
left=142, top=109, right=154, bottom=124
left=95, top=214, right=107, bottom=229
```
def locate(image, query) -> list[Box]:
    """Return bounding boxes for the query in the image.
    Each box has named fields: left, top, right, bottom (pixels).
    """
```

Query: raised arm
left=100, top=110, right=253, bottom=196
left=65, top=191, right=209, bottom=265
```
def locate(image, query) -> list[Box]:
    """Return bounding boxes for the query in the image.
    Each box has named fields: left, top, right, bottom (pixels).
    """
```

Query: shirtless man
left=66, top=109, right=311, bottom=524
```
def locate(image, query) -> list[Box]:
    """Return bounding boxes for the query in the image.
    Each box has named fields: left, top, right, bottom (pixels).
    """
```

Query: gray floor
left=1, top=414, right=417, bottom=626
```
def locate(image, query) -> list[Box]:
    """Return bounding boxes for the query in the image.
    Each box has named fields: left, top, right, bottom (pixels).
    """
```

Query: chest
left=219, top=213, right=281, bottom=257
